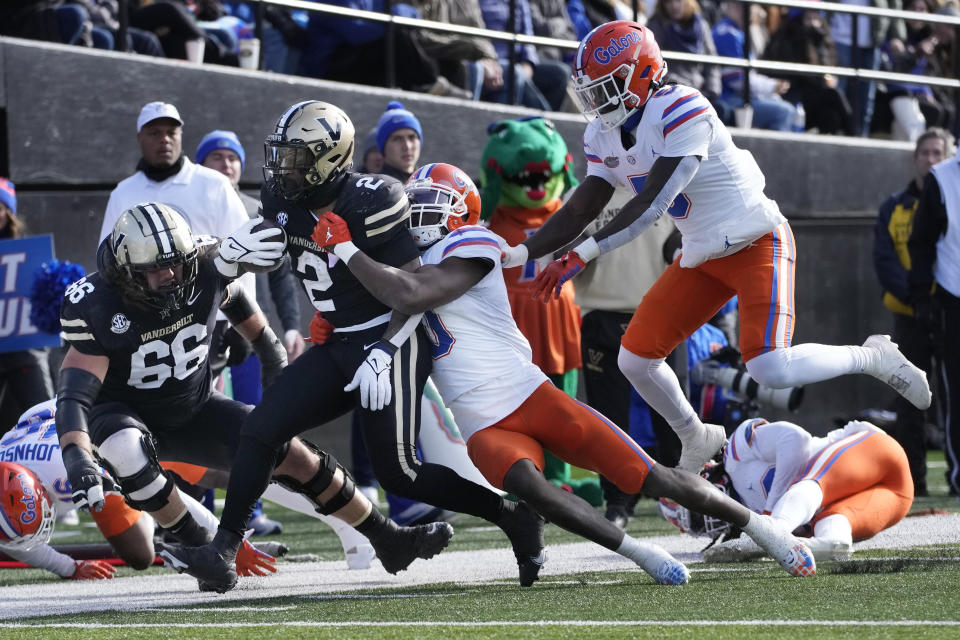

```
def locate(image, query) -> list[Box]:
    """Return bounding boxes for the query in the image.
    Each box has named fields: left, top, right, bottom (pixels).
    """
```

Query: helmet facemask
left=109, top=203, right=199, bottom=312
left=574, top=61, right=664, bottom=131
left=264, top=101, right=355, bottom=203
left=406, top=174, right=478, bottom=249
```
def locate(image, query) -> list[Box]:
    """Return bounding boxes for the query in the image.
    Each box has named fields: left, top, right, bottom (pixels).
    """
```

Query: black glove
left=223, top=327, right=254, bottom=367
left=61, top=444, right=105, bottom=512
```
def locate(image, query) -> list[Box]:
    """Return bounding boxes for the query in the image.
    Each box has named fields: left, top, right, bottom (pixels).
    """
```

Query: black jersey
left=260, top=172, right=420, bottom=329
left=59, top=255, right=230, bottom=427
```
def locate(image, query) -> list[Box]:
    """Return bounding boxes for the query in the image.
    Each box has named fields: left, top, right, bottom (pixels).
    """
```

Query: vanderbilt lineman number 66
left=128, top=324, right=208, bottom=389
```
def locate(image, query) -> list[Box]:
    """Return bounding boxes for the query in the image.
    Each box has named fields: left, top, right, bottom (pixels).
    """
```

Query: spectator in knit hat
left=376, top=101, right=423, bottom=182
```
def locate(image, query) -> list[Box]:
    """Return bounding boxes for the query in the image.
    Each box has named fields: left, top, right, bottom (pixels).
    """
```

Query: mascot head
left=479, top=117, right=578, bottom=220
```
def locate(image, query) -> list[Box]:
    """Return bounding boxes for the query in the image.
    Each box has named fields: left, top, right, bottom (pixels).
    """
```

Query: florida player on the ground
left=0, top=399, right=279, bottom=579
left=663, top=417, right=914, bottom=563
left=56, top=203, right=446, bottom=593
left=161, top=101, right=540, bottom=592
left=313, top=162, right=818, bottom=583
left=498, top=20, right=932, bottom=477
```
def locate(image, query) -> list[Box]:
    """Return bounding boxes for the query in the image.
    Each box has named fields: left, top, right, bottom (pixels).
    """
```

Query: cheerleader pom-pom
left=29, top=260, right=86, bottom=334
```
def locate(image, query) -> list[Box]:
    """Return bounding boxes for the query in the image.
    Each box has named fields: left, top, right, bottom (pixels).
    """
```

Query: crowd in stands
left=1, top=0, right=958, bottom=136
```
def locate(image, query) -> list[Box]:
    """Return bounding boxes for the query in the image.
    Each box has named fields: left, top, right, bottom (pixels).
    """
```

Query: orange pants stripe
left=623, top=222, right=797, bottom=362
left=800, top=431, right=914, bottom=541
left=466, top=381, right=655, bottom=491
left=160, top=461, right=209, bottom=484
left=90, top=494, right=142, bottom=538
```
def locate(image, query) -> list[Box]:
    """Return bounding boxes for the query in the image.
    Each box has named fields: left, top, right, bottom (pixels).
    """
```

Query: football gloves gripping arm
left=215, top=216, right=286, bottom=278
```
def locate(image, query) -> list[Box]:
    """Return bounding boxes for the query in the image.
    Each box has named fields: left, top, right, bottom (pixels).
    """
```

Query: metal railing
left=114, top=0, right=960, bottom=124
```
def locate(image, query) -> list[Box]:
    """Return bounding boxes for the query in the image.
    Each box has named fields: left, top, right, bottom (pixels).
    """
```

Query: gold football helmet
left=98, top=202, right=199, bottom=310
left=263, top=100, right=355, bottom=202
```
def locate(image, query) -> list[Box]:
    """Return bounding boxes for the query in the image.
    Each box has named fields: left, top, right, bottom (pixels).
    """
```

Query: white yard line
left=7, top=620, right=960, bottom=628
left=2, top=513, right=959, bottom=622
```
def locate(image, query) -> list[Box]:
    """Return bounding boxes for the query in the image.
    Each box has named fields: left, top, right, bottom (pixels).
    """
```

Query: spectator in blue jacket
left=712, top=1, right=798, bottom=130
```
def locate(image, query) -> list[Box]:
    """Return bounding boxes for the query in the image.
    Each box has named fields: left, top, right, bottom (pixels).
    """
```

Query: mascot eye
left=542, top=119, right=556, bottom=132
left=487, top=122, right=509, bottom=136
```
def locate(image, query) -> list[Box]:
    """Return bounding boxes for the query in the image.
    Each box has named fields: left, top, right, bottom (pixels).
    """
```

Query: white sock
left=262, top=483, right=371, bottom=554
left=617, top=535, right=688, bottom=584
left=770, top=480, right=822, bottom=532
left=180, top=491, right=219, bottom=534
left=741, top=512, right=785, bottom=548
left=618, top=349, right=703, bottom=437
left=746, top=344, right=870, bottom=388
left=812, top=514, right=853, bottom=547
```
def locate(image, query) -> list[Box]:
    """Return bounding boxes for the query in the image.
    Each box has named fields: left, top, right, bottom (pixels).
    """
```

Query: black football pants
left=219, top=325, right=504, bottom=534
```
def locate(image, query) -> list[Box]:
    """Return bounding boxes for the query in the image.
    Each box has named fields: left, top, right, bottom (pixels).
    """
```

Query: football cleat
left=803, top=537, right=852, bottom=562
left=702, top=537, right=765, bottom=563
left=498, top=500, right=547, bottom=587
left=371, top=521, right=454, bottom=575
left=631, top=540, right=690, bottom=585
left=157, top=542, right=238, bottom=594
left=676, top=423, right=726, bottom=473
left=863, top=334, right=931, bottom=410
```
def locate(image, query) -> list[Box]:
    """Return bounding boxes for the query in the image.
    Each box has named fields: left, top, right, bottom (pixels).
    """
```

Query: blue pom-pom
left=29, top=260, right=86, bottom=335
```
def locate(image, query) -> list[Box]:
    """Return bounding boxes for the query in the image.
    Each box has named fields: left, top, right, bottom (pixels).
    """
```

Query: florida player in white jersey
left=312, top=162, right=819, bottom=583
left=661, top=417, right=913, bottom=563
left=0, top=400, right=279, bottom=579
left=497, top=20, right=932, bottom=477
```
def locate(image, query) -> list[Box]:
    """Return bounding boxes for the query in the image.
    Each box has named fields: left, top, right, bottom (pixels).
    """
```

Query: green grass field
left=2, top=452, right=958, bottom=639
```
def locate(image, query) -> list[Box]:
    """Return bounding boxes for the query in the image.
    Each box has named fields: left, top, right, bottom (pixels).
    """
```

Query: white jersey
left=723, top=418, right=883, bottom=515
left=1, top=399, right=73, bottom=517
left=419, top=226, right=548, bottom=439
left=583, top=84, right=786, bottom=267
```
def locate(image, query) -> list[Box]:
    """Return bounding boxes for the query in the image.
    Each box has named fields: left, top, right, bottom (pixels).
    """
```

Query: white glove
left=345, top=343, right=395, bottom=411
left=498, top=238, right=529, bottom=269
left=216, top=216, right=285, bottom=276
left=284, top=329, right=306, bottom=362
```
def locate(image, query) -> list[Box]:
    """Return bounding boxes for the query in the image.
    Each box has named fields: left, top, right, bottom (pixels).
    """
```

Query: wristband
left=573, top=236, right=600, bottom=263
left=332, top=241, right=360, bottom=263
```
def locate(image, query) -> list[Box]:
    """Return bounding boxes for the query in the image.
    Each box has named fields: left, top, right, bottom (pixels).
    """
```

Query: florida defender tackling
left=312, top=162, right=818, bottom=583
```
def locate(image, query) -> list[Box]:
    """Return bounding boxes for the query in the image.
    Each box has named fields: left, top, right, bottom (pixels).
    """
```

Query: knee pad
left=274, top=441, right=356, bottom=516
left=96, top=429, right=173, bottom=513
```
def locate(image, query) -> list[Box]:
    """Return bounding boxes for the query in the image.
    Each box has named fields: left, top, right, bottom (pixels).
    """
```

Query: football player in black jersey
left=159, top=100, right=546, bottom=591
left=57, top=203, right=453, bottom=592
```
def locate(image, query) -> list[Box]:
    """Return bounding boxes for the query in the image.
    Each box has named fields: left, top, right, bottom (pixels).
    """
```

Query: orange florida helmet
left=572, top=21, right=668, bottom=130
left=0, top=461, right=55, bottom=550
left=405, top=163, right=481, bottom=248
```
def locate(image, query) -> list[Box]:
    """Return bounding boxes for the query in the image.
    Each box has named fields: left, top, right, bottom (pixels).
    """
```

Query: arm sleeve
left=594, top=156, right=701, bottom=256
left=908, top=173, right=947, bottom=296
left=0, top=542, right=76, bottom=577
